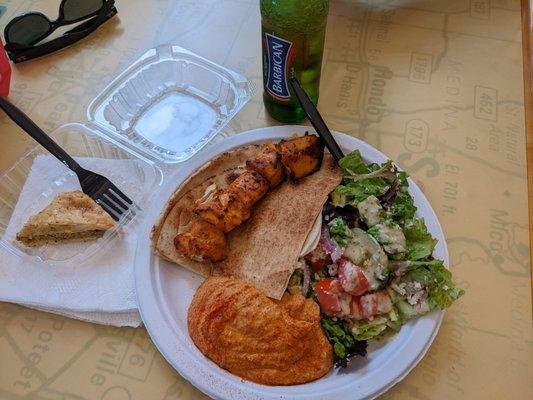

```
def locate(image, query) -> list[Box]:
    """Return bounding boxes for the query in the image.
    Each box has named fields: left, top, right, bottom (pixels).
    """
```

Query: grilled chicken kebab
left=174, top=134, right=324, bottom=263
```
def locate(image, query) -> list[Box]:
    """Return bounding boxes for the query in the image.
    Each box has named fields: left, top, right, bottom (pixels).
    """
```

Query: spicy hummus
left=188, top=276, right=333, bottom=385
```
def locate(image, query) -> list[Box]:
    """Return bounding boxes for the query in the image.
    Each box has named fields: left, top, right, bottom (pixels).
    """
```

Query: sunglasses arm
left=4, top=5, right=117, bottom=63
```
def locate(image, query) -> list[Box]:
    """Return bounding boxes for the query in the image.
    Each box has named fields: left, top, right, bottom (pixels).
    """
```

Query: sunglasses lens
left=7, top=14, right=51, bottom=46
left=63, top=0, right=104, bottom=22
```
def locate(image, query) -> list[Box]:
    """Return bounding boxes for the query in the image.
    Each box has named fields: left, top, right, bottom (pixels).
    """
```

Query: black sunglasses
left=3, top=0, right=117, bottom=63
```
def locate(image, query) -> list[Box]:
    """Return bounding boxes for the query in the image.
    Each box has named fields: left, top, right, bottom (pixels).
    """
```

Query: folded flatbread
left=16, top=191, right=115, bottom=246
left=151, top=144, right=342, bottom=299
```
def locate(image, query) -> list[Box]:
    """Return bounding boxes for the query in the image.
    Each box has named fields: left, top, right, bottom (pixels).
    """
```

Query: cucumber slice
left=395, top=299, right=429, bottom=320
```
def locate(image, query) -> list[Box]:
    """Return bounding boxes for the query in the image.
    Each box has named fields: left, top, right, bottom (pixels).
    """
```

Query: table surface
left=523, top=0, right=533, bottom=275
left=0, top=0, right=532, bottom=399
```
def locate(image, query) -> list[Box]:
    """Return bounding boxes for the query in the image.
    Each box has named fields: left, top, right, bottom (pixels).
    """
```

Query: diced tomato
left=359, top=294, right=378, bottom=317
left=305, top=243, right=332, bottom=272
left=349, top=297, right=363, bottom=319
left=358, top=290, right=392, bottom=319
left=314, top=278, right=343, bottom=316
left=309, top=259, right=329, bottom=273
left=338, top=257, right=370, bottom=296
left=375, top=290, right=393, bottom=314
left=351, top=290, right=393, bottom=320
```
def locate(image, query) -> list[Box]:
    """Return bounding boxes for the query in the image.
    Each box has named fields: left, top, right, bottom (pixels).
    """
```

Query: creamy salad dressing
left=344, top=228, right=388, bottom=290
left=356, top=195, right=382, bottom=226
left=357, top=195, right=406, bottom=255
left=372, top=222, right=406, bottom=254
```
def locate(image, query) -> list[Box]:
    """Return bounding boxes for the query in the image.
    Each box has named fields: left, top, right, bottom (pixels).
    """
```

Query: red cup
left=0, top=40, right=11, bottom=96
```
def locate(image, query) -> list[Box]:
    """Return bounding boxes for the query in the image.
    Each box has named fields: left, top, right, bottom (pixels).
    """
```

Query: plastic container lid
left=0, top=44, right=252, bottom=266
left=88, top=45, right=252, bottom=163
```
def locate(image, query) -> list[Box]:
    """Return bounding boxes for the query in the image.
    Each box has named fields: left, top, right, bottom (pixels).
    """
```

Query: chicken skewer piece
left=193, top=170, right=269, bottom=232
left=227, top=170, right=269, bottom=209
left=193, top=190, right=251, bottom=233
left=245, top=143, right=285, bottom=189
left=174, top=219, right=228, bottom=263
left=279, top=134, right=324, bottom=180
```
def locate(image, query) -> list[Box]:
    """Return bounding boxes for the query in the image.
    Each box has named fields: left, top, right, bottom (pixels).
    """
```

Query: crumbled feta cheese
left=391, top=282, right=407, bottom=296
left=357, top=195, right=383, bottom=226
left=293, top=259, right=306, bottom=271
left=373, top=263, right=386, bottom=281
left=339, top=293, right=352, bottom=317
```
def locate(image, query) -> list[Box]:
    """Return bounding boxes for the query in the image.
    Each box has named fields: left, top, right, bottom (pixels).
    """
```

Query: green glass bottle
left=260, top=0, right=329, bottom=122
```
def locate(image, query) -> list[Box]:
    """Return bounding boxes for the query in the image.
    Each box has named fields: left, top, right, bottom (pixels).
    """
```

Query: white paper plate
left=134, top=126, right=448, bottom=400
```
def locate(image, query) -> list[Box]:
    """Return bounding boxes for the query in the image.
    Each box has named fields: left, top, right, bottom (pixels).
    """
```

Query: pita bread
left=151, top=145, right=342, bottom=299
left=16, top=191, right=115, bottom=246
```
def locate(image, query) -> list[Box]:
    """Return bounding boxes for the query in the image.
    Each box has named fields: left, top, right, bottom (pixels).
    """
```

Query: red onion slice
left=302, top=265, right=311, bottom=296
left=320, top=225, right=343, bottom=263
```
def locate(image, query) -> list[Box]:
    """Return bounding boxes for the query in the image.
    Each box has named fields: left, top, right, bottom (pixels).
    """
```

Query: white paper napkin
left=0, top=155, right=149, bottom=327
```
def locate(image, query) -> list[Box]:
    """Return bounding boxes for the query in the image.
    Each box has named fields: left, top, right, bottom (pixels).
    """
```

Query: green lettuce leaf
left=332, top=178, right=389, bottom=206
left=390, top=191, right=417, bottom=222
left=328, top=217, right=350, bottom=247
left=404, top=218, right=437, bottom=260
left=321, top=316, right=355, bottom=358
left=343, top=160, right=395, bottom=183
left=399, top=260, right=464, bottom=309
left=338, top=150, right=371, bottom=175
left=334, top=150, right=403, bottom=208
left=352, top=320, right=388, bottom=341
left=350, top=309, right=400, bottom=340
left=397, top=170, right=409, bottom=187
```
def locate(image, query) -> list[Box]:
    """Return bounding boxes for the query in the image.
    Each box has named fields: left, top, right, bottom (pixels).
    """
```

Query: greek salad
left=288, top=150, right=464, bottom=367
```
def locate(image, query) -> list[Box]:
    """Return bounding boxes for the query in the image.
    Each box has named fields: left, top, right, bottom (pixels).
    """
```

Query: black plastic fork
left=0, top=96, right=136, bottom=221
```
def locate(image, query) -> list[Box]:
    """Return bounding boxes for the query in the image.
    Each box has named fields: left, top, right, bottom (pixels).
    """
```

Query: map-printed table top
left=0, top=0, right=531, bottom=398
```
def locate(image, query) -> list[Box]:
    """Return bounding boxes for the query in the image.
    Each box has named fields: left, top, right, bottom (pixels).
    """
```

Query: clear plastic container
left=0, top=45, right=251, bottom=266
left=88, top=45, right=251, bottom=163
